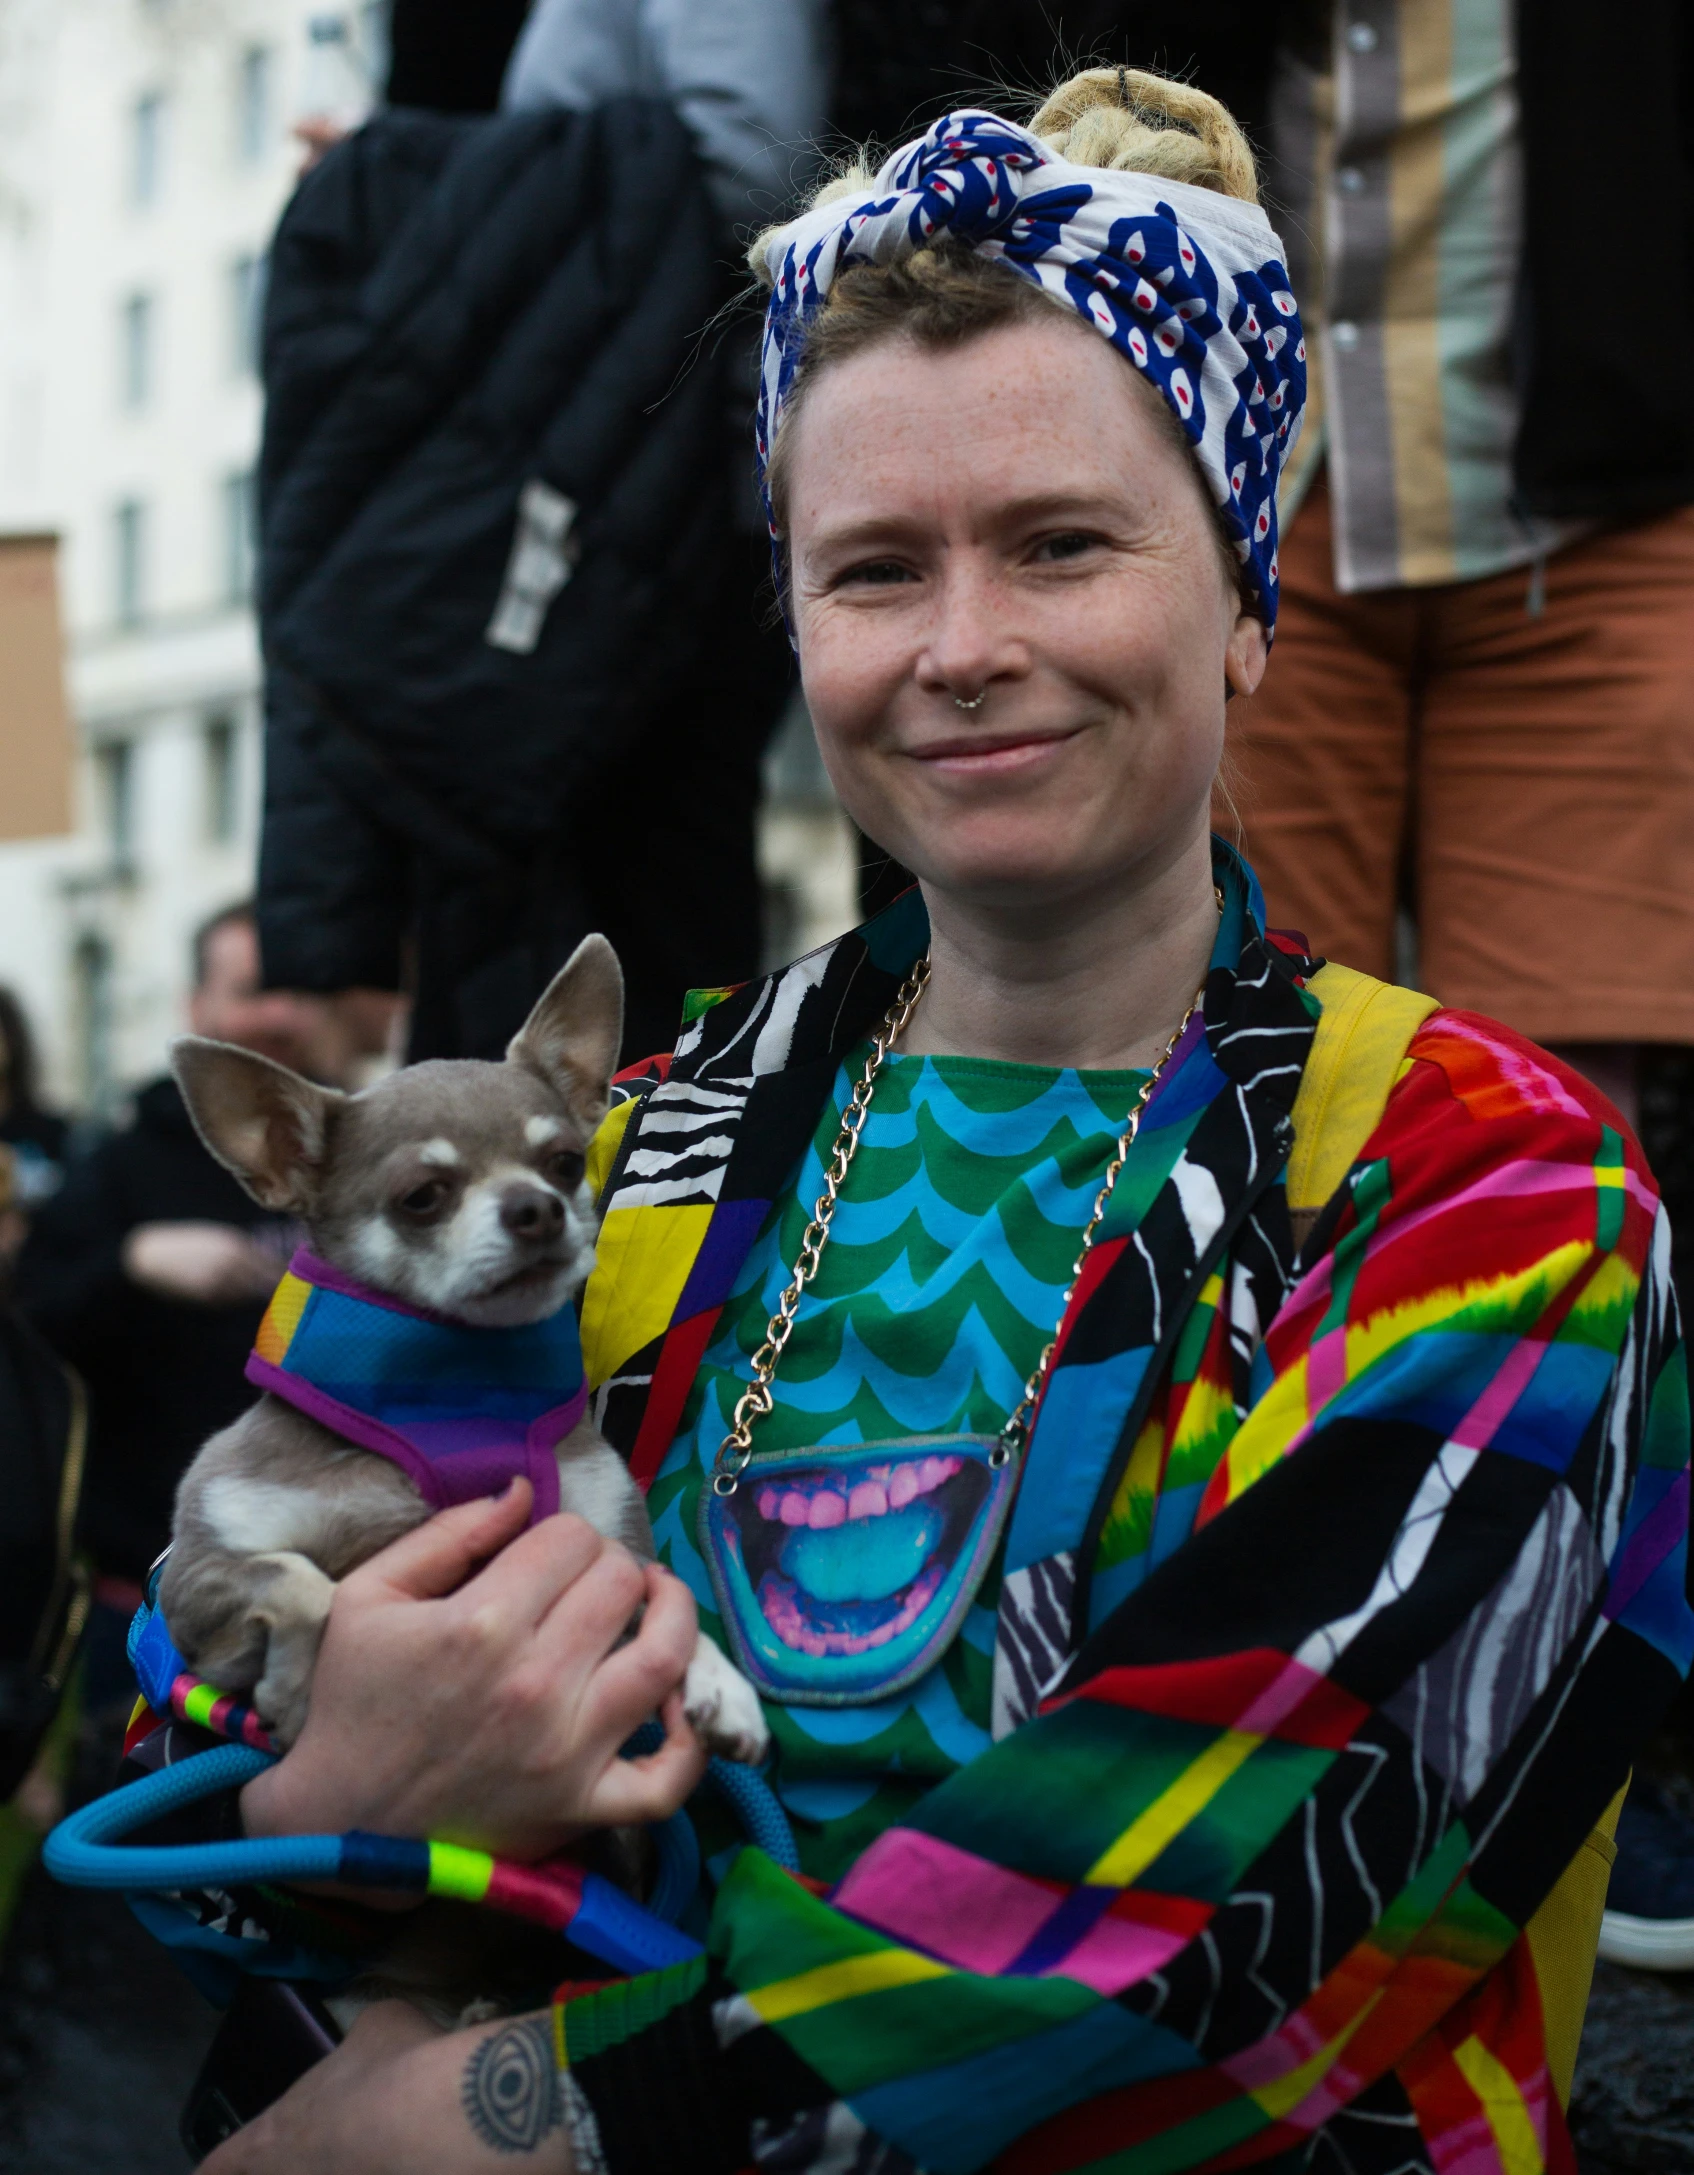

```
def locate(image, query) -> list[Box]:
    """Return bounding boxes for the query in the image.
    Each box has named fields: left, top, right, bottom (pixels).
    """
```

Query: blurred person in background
left=0, top=987, right=69, bottom=1281
left=1111, top=0, right=1694, bottom=1971
left=257, top=0, right=824, bottom=1069
left=1215, top=0, right=1694, bottom=1151
left=502, top=0, right=825, bottom=233
left=15, top=904, right=399, bottom=1703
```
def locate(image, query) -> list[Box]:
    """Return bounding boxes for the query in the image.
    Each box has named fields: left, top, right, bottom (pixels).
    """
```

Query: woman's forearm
left=456, top=2015, right=579, bottom=2168
left=202, top=2002, right=579, bottom=2173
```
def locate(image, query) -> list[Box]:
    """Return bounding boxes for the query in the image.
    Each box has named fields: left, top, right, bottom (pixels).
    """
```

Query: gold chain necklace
left=710, top=948, right=1209, bottom=1499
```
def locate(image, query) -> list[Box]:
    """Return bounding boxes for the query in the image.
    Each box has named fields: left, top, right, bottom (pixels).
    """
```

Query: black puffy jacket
left=257, top=100, right=788, bottom=1061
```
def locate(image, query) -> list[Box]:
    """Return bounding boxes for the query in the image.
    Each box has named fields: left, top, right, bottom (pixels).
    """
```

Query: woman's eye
left=395, top=1179, right=449, bottom=1220
left=838, top=558, right=916, bottom=587
left=1034, top=531, right=1101, bottom=563
left=546, top=1150, right=586, bottom=1192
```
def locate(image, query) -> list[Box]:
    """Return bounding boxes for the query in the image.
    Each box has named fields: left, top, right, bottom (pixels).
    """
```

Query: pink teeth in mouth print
left=848, top=1480, right=888, bottom=1521
left=756, top=1455, right=963, bottom=1531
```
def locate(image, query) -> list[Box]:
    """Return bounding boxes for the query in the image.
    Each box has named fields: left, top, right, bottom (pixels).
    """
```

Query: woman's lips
left=905, top=727, right=1083, bottom=776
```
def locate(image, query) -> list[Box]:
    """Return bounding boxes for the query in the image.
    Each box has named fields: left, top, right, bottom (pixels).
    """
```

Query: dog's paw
left=251, top=1666, right=314, bottom=1750
left=250, top=1551, right=336, bottom=1747
left=683, top=1637, right=770, bottom=1766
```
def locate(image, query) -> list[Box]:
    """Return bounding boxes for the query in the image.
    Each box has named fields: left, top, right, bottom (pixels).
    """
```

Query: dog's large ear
left=170, top=1038, right=345, bottom=1213
left=508, top=934, right=624, bottom=1132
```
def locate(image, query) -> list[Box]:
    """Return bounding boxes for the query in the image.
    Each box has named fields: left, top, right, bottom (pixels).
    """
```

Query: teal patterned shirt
left=650, top=1047, right=1146, bottom=1880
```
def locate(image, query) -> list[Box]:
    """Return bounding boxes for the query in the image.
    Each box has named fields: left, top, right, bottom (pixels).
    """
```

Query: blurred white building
left=0, top=0, right=384, bottom=1112
left=0, top=0, right=857, bottom=1116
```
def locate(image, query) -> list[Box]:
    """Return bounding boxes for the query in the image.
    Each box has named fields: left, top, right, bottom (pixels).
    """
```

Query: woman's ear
left=1224, top=609, right=1269, bottom=701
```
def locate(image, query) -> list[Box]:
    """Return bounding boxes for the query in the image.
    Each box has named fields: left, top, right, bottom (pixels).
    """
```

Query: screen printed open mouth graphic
left=701, top=1437, right=1017, bottom=1704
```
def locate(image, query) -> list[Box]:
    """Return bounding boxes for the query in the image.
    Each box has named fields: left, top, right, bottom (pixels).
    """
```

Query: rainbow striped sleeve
left=555, top=1012, right=1691, bottom=2175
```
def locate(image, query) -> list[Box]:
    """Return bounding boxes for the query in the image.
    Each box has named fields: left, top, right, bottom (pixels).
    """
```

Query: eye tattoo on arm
left=461, top=2015, right=562, bottom=2155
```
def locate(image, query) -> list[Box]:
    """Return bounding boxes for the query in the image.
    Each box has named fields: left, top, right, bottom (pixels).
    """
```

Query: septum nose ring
left=953, top=690, right=987, bottom=711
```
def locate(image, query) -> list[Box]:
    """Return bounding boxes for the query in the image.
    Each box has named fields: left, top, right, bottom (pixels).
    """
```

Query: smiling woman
left=138, top=64, right=1689, bottom=2175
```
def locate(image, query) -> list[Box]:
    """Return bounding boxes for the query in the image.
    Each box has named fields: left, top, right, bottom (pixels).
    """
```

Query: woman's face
left=784, top=313, right=1268, bottom=917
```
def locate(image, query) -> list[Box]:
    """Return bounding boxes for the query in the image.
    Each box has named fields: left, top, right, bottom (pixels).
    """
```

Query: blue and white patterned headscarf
left=756, top=109, right=1306, bottom=628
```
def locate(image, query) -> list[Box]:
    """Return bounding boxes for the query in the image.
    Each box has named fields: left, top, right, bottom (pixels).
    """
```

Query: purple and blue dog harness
left=246, top=1250, right=587, bottom=1521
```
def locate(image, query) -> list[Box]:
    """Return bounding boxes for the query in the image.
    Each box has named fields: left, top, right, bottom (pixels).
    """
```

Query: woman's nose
left=915, top=566, right=1028, bottom=699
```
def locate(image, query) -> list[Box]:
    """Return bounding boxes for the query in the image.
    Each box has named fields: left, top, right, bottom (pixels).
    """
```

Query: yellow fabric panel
left=578, top=1202, right=714, bottom=1387
left=586, top=1096, right=640, bottom=1203
left=253, top=1271, right=310, bottom=1365
left=1287, top=963, right=1440, bottom=1215
left=1527, top=1781, right=1625, bottom=2108
left=1450, top=2032, right=1544, bottom=2175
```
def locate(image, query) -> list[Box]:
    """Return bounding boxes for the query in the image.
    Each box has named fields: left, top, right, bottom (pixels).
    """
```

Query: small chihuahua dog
left=159, top=934, right=767, bottom=1770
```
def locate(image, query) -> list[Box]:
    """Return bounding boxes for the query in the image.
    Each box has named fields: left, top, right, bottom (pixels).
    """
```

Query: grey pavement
left=0, top=1865, right=214, bottom=2173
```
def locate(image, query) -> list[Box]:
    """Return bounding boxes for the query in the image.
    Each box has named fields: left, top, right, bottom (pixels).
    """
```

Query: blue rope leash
left=622, top=1718, right=800, bottom=1873
left=43, top=1744, right=706, bottom=1977
left=46, top=1604, right=799, bottom=1980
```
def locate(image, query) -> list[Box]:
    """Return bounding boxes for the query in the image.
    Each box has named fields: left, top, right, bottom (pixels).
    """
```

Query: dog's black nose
left=500, top=1184, right=565, bottom=1242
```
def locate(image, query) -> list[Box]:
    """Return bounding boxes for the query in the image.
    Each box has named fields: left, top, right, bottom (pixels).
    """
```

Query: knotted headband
left=756, top=109, right=1306, bottom=628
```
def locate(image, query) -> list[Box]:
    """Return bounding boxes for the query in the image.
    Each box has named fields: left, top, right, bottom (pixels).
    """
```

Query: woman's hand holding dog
left=241, top=1479, right=708, bottom=1859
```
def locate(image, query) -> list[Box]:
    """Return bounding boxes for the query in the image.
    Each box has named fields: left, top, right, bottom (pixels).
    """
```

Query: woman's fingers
left=586, top=1688, right=707, bottom=1825
left=351, top=1480, right=534, bottom=1602
left=529, top=1533, right=656, bottom=1665
left=451, top=1508, right=617, bottom=1632
left=621, top=1562, right=703, bottom=1695
left=254, top=1488, right=711, bottom=1856
left=576, top=1565, right=701, bottom=1731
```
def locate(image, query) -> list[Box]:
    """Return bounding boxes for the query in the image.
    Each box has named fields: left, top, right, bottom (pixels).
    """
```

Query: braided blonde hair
left=749, top=65, right=1259, bottom=292
left=1027, top=67, right=1259, bottom=202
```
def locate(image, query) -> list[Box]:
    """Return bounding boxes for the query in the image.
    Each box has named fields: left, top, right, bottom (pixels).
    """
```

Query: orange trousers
left=1226, top=479, right=1694, bottom=1046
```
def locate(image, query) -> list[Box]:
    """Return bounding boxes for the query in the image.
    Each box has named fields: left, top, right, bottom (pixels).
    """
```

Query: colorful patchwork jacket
left=556, top=864, right=1693, bottom=2175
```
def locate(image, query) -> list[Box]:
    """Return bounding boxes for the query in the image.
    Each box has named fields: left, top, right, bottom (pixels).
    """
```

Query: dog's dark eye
left=395, top=1178, right=450, bottom=1220
left=545, top=1150, right=586, bottom=1193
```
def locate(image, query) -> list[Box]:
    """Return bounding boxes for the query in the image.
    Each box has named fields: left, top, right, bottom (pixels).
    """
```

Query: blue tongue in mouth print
left=702, top=1439, right=1018, bottom=1704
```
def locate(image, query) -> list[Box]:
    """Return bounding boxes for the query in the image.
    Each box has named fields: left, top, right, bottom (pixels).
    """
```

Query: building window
left=119, top=292, right=153, bottom=409
left=358, top=3, right=391, bottom=91
left=221, top=470, right=256, bottom=603
left=237, top=46, right=272, bottom=162
left=132, top=91, right=165, bottom=204
left=94, top=740, right=136, bottom=864
left=203, top=714, right=240, bottom=843
left=114, top=498, right=147, bottom=625
left=72, top=932, right=115, bottom=1117
left=229, top=253, right=266, bottom=376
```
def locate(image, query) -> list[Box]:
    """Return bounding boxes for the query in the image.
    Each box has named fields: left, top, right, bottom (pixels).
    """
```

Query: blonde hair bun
left=748, top=65, right=1260, bottom=286
left=1029, top=67, right=1260, bottom=204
